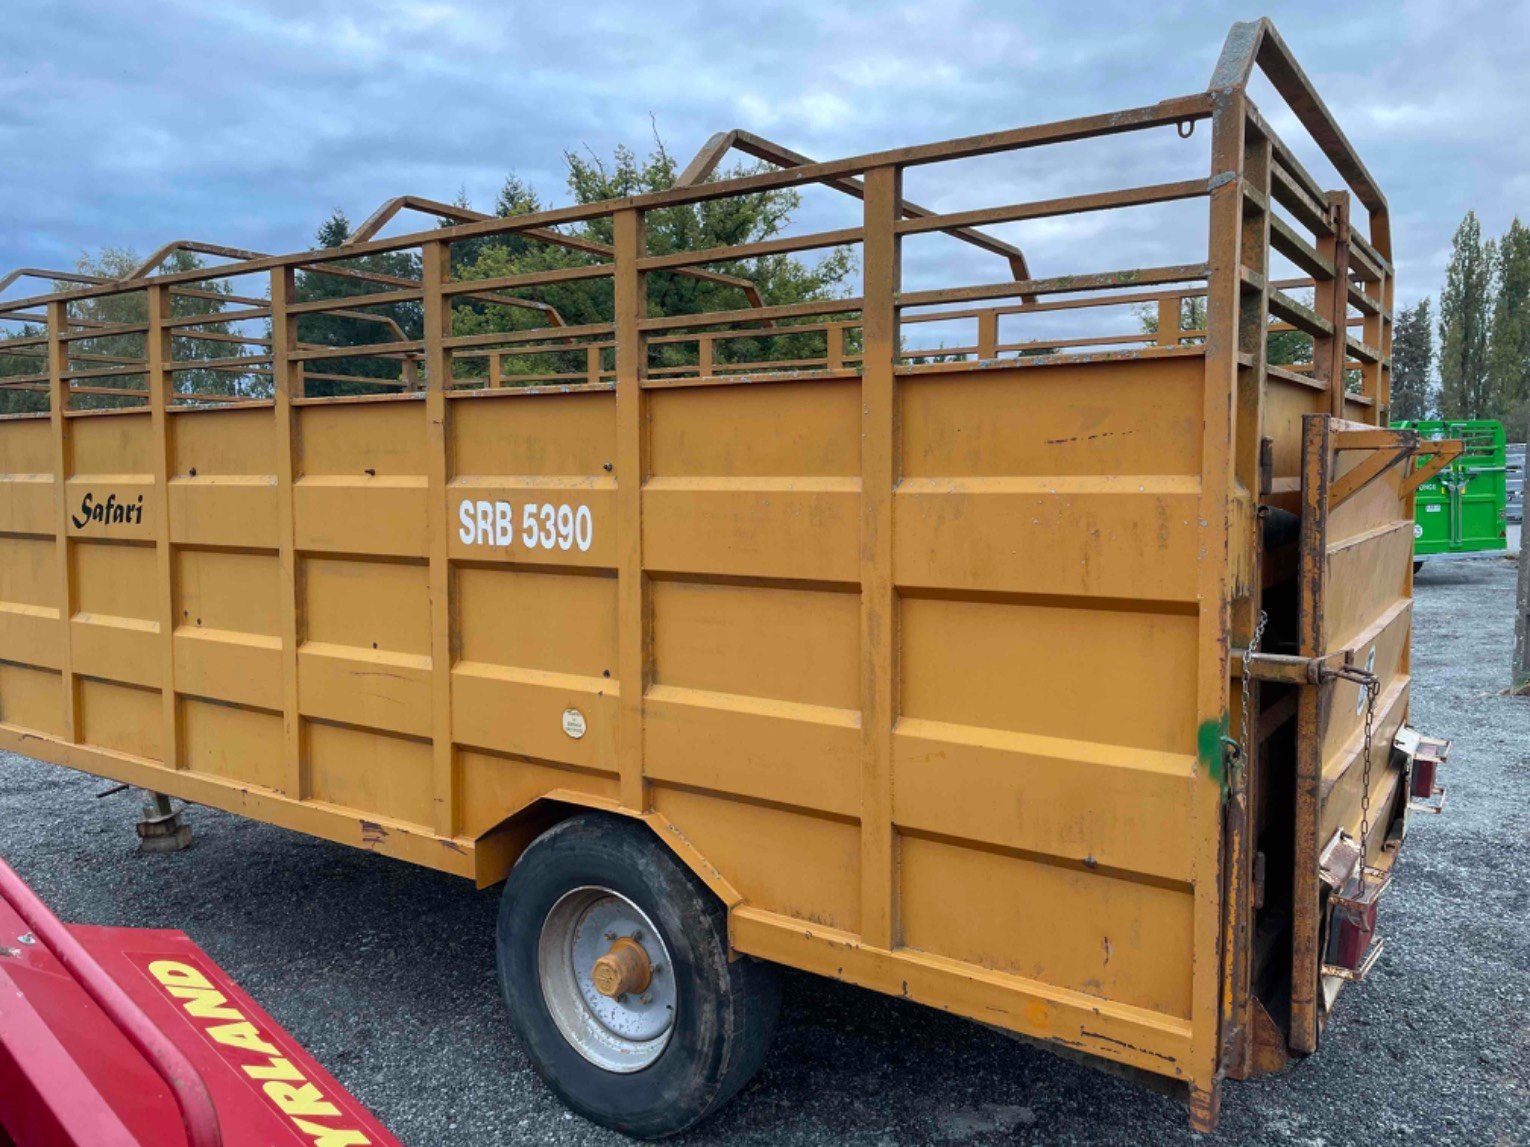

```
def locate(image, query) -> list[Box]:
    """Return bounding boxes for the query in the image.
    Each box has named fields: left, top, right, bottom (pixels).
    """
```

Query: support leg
left=136, top=791, right=192, bottom=853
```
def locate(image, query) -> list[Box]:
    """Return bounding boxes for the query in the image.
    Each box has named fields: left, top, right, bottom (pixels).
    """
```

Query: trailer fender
left=471, top=795, right=744, bottom=912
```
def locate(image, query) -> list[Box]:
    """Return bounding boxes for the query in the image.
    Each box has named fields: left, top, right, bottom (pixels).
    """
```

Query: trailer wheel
left=1414, top=560, right=1424, bottom=574
left=496, top=813, right=779, bottom=1138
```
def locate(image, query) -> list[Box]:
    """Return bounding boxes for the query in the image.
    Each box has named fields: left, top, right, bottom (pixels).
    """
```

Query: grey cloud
left=1, top=0, right=1525, bottom=312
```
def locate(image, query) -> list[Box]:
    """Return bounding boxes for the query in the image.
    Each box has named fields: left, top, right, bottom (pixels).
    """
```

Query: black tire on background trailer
left=1414, top=560, right=1425, bottom=574
left=496, top=812, right=780, bottom=1139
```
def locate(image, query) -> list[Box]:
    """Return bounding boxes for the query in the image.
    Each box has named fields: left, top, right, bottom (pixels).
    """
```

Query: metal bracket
left=1410, top=787, right=1448, bottom=815
left=1406, top=732, right=1451, bottom=814
left=1318, top=829, right=1363, bottom=891
left=1329, top=443, right=1412, bottom=508
left=1323, top=426, right=1465, bottom=507
left=1322, top=938, right=1385, bottom=983
left=1400, top=439, right=1465, bottom=498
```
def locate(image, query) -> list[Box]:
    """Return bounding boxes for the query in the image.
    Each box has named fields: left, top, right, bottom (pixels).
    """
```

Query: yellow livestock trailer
left=0, top=19, right=1457, bottom=1135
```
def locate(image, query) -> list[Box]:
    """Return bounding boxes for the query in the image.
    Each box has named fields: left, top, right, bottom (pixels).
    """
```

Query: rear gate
left=1289, top=416, right=1459, bottom=1051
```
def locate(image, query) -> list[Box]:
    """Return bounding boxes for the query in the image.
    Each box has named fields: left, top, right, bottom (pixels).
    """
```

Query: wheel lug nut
left=603, top=931, right=617, bottom=941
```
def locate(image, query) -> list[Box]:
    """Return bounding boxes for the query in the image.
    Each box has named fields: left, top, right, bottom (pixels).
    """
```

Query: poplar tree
left=1488, top=217, right=1530, bottom=429
left=1390, top=298, right=1434, bottom=421
left=1438, top=211, right=1497, bottom=419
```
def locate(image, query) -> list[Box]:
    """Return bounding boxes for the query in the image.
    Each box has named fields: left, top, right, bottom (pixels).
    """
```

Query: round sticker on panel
left=1413, top=523, right=1423, bottom=539
left=562, top=708, right=587, bottom=740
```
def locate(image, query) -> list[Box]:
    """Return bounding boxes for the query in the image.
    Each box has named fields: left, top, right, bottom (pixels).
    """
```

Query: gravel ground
left=2, top=556, right=1526, bottom=1146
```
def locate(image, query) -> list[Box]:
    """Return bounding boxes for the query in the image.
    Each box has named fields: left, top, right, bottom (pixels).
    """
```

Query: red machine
left=0, top=856, right=399, bottom=1146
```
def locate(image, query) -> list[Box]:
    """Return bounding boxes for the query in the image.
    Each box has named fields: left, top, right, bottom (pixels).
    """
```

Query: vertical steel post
left=1377, top=213, right=1394, bottom=425
left=137, top=283, right=193, bottom=851
left=859, top=165, right=900, bottom=951
left=826, top=324, right=845, bottom=371
left=1156, top=294, right=1182, bottom=346
left=1189, top=87, right=1247, bottom=1131
left=1315, top=193, right=1352, bottom=419
left=1220, top=114, right=1273, bottom=1080
left=614, top=208, right=649, bottom=813
left=1370, top=278, right=1395, bottom=428
left=45, top=300, right=78, bottom=742
left=1291, top=412, right=1332, bottom=1054
left=146, top=284, right=180, bottom=772
left=423, top=240, right=458, bottom=838
left=270, top=268, right=304, bottom=801
left=976, top=309, right=998, bottom=360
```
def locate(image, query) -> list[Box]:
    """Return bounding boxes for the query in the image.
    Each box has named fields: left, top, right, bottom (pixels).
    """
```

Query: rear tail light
left=1323, top=870, right=1387, bottom=981
left=1318, top=831, right=1390, bottom=983
left=1409, top=735, right=1449, bottom=813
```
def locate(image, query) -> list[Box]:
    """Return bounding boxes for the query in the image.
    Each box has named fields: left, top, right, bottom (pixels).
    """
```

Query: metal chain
left=1356, top=672, right=1380, bottom=856
left=1236, top=608, right=1269, bottom=795
left=1234, top=501, right=1270, bottom=798
left=1325, top=661, right=1382, bottom=860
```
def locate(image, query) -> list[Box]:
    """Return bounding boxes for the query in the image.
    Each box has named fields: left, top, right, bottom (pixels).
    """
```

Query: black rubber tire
left=496, top=813, right=780, bottom=1139
left=1414, top=560, right=1424, bottom=574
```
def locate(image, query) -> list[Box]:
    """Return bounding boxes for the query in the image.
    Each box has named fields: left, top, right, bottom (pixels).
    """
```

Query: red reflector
left=1410, top=755, right=1438, bottom=799
left=1328, top=894, right=1378, bottom=970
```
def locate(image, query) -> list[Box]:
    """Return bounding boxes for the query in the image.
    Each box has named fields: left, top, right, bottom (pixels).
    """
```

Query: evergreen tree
left=314, top=208, right=351, bottom=249
left=1390, top=298, right=1434, bottom=422
left=1488, top=217, right=1530, bottom=430
left=1438, top=211, right=1497, bottom=419
left=448, top=140, right=856, bottom=383
left=293, top=209, right=425, bottom=397
left=496, top=175, right=541, bottom=219
left=300, top=141, right=854, bottom=390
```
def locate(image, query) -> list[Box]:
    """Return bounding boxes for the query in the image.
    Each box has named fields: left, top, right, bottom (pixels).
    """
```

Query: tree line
left=1392, top=212, right=1530, bottom=431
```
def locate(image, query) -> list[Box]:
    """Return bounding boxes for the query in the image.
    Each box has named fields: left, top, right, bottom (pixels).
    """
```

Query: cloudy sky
left=2, top=0, right=1526, bottom=314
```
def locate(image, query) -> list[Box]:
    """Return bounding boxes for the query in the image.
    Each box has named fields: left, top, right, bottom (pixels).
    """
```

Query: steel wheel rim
left=537, top=886, right=676, bottom=1073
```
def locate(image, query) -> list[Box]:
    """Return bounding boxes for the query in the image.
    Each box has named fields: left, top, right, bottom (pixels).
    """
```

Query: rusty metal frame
left=1290, top=414, right=1332, bottom=1055
left=1287, top=416, right=1457, bottom=1056
left=342, top=193, right=766, bottom=311
left=676, top=127, right=1033, bottom=283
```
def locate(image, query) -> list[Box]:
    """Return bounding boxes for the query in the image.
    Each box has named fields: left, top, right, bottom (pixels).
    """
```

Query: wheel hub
left=591, top=936, right=652, bottom=999
left=538, top=887, right=676, bottom=1072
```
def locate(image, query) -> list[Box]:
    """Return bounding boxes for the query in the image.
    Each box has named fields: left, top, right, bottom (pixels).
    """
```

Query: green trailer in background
left=1391, top=419, right=1509, bottom=568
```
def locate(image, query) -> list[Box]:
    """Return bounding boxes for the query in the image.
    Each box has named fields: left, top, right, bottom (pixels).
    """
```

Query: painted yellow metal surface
left=0, top=19, right=1432, bottom=1127
left=0, top=347, right=1223, bottom=1079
